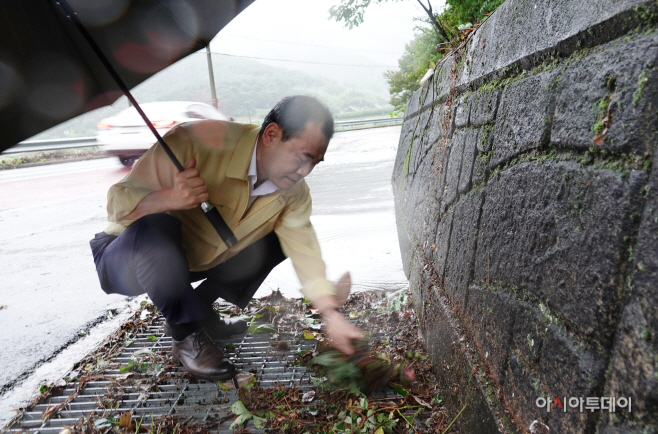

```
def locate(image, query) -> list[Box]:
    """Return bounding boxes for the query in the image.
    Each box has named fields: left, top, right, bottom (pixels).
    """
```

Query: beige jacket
left=104, top=120, right=335, bottom=301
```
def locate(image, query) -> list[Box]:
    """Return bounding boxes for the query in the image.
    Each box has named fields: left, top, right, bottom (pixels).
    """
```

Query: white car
left=97, top=101, right=231, bottom=166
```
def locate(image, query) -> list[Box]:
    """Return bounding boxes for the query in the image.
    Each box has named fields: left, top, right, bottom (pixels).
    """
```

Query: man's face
left=258, top=121, right=329, bottom=190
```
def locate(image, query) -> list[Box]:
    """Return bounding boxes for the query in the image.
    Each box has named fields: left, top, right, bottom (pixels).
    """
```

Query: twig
left=442, top=403, right=467, bottom=434
left=396, top=408, right=418, bottom=433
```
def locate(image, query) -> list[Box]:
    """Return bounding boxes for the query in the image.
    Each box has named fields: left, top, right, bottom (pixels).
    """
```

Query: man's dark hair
left=261, top=95, right=334, bottom=141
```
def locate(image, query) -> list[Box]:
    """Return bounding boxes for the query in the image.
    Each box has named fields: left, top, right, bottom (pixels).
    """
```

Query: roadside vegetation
left=330, top=0, right=506, bottom=112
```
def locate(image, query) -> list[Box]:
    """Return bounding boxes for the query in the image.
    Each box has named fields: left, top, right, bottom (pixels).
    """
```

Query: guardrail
left=3, top=137, right=97, bottom=154
left=334, top=117, right=403, bottom=132
left=3, top=117, right=404, bottom=154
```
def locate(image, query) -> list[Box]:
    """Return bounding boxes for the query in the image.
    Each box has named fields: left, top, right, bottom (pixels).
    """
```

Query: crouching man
left=90, top=96, right=362, bottom=381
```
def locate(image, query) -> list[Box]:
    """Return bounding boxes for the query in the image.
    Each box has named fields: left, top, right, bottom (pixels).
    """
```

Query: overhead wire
left=205, top=51, right=397, bottom=68
left=219, top=33, right=403, bottom=55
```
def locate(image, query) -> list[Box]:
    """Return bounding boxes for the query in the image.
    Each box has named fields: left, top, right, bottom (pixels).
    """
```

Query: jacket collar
left=226, top=126, right=261, bottom=180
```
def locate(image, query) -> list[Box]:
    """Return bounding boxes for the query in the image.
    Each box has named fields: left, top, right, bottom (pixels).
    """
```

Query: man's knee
left=130, top=213, right=181, bottom=239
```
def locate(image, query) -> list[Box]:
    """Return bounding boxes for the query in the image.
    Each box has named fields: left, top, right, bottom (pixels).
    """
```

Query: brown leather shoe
left=203, top=316, right=248, bottom=337
left=164, top=315, right=248, bottom=340
left=171, top=330, right=236, bottom=381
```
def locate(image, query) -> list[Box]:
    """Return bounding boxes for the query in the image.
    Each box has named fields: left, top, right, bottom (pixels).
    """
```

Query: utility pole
left=206, top=45, right=218, bottom=109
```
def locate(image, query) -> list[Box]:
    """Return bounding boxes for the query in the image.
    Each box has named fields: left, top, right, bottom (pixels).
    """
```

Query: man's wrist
left=312, top=294, right=341, bottom=317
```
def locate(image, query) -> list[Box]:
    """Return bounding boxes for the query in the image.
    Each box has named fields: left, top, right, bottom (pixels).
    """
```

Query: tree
left=329, top=0, right=448, bottom=42
left=330, top=0, right=506, bottom=111
left=384, top=29, right=442, bottom=111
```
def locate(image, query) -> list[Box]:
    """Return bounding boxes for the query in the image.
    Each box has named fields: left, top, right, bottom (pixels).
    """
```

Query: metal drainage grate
left=10, top=318, right=319, bottom=433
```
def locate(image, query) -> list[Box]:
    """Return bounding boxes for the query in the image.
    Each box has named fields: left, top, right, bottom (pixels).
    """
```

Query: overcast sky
left=207, top=0, right=444, bottom=91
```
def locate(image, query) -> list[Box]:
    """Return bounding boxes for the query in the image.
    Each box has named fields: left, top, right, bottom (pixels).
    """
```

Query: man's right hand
left=119, top=158, right=209, bottom=222
left=167, top=158, right=209, bottom=210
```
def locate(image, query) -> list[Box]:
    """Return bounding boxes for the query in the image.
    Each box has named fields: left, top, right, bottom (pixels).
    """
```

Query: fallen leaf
left=303, top=330, right=322, bottom=340
left=393, top=384, right=408, bottom=396
left=593, top=126, right=608, bottom=146
left=301, top=390, right=315, bottom=403
left=229, top=401, right=252, bottom=429
left=94, top=418, right=112, bottom=429
left=253, top=415, right=266, bottom=429
left=238, top=387, right=251, bottom=405
left=411, top=395, right=432, bottom=409
left=377, top=402, right=398, bottom=411
left=119, top=411, right=132, bottom=428
left=247, top=323, right=278, bottom=334
left=236, top=371, right=257, bottom=389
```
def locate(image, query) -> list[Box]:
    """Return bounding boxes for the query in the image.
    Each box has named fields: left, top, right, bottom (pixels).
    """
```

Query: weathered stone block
left=454, top=96, right=470, bottom=128
left=433, top=206, right=454, bottom=285
left=465, top=285, right=516, bottom=385
left=599, top=301, right=658, bottom=430
left=512, top=301, right=547, bottom=366
left=599, top=158, right=658, bottom=428
left=407, top=150, right=443, bottom=259
left=502, top=302, right=549, bottom=429
left=407, top=109, right=433, bottom=177
left=473, top=126, right=494, bottom=186
left=440, top=130, right=465, bottom=209
left=474, top=161, right=647, bottom=345
left=408, top=250, right=426, bottom=312
left=539, top=326, right=606, bottom=434
left=393, top=198, right=413, bottom=277
left=421, top=291, right=503, bottom=434
left=432, top=55, right=457, bottom=103
left=464, top=0, right=655, bottom=84
left=405, top=88, right=422, bottom=117
left=444, top=190, right=485, bottom=310
left=427, top=102, right=455, bottom=145
left=552, top=33, right=658, bottom=154
left=491, top=69, right=558, bottom=167
left=472, top=156, right=488, bottom=187
left=634, top=134, right=658, bottom=319
left=392, top=118, right=415, bottom=185
left=504, top=354, right=543, bottom=431
left=470, top=89, right=501, bottom=127
left=459, top=128, right=480, bottom=194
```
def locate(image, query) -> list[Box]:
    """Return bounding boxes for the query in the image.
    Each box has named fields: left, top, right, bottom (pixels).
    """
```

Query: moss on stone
left=633, top=70, right=650, bottom=106
left=642, top=327, right=652, bottom=342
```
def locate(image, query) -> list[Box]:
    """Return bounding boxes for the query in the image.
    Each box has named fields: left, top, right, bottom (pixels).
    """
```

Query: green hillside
left=33, top=54, right=391, bottom=139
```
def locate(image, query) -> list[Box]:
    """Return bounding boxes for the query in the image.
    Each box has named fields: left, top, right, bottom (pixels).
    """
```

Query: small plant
left=332, top=397, right=400, bottom=434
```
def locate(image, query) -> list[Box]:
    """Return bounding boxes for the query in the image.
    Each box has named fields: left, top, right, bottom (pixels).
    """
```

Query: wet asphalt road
left=0, top=125, right=407, bottom=414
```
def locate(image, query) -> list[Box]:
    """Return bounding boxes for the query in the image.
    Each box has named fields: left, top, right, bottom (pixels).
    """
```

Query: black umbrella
left=0, top=0, right=251, bottom=246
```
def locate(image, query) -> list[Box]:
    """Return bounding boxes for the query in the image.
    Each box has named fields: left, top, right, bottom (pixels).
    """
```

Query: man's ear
left=262, top=123, right=282, bottom=147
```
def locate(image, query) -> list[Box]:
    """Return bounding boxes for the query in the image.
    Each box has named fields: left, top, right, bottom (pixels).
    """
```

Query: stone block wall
left=392, top=1, right=658, bottom=432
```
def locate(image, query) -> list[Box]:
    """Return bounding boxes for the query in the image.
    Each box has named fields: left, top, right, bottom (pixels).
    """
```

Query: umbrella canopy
left=0, top=0, right=254, bottom=152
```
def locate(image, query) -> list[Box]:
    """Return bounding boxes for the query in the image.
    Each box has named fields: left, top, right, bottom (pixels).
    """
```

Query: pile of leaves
left=224, top=289, right=458, bottom=433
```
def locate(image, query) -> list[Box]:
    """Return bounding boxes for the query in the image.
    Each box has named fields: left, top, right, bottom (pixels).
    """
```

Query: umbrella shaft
left=52, top=0, right=185, bottom=173
left=52, top=0, right=237, bottom=246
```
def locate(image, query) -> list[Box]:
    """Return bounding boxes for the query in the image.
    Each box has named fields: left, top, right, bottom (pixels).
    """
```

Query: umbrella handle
left=53, top=0, right=238, bottom=248
left=201, top=202, right=238, bottom=248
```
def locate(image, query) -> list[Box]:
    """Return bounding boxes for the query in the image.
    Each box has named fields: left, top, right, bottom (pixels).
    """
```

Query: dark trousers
left=90, top=213, right=286, bottom=325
